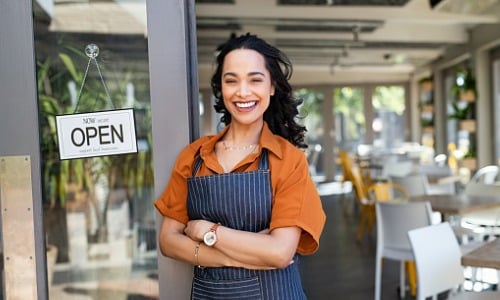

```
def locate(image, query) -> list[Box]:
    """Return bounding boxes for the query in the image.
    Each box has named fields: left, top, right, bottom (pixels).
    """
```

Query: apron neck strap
left=192, top=149, right=269, bottom=177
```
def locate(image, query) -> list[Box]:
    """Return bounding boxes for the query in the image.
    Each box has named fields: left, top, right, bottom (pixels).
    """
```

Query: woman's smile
left=235, top=101, right=257, bottom=110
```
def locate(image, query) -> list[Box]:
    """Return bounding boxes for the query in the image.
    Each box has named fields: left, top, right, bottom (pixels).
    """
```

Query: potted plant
left=448, top=68, right=476, bottom=132
left=460, top=149, right=477, bottom=171
left=419, top=77, right=433, bottom=105
left=452, top=67, right=477, bottom=102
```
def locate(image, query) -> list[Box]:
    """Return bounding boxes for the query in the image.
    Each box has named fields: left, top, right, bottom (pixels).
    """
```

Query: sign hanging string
left=73, top=44, right=115, bottom=113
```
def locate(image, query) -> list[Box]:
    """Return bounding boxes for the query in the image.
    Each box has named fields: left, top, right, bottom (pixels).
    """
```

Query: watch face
left=204, top=231, right=217, bottom=246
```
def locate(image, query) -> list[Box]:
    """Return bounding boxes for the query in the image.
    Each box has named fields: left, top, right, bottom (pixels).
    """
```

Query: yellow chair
left=351, top=166, right=374, bottom=241
left=366, top=181, right=408, bottom=203
left=339, top=150, right=373, bottom=240
left=338, top=150, right=358, bottom=215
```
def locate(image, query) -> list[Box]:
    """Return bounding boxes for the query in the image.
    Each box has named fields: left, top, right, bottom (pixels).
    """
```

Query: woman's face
left=221, top=49, right=275, bottom=127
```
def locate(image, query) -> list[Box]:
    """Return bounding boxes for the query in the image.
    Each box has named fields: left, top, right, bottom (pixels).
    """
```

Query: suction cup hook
left=85, top=43, right=99, bottom=59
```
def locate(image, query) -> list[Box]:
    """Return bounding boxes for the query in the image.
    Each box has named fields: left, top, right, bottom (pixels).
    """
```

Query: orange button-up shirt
left=154, top=122, right=326, bottom=255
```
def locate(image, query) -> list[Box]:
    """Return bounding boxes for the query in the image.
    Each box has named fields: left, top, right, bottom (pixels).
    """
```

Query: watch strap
left=209, top=223, right=220, bottom=233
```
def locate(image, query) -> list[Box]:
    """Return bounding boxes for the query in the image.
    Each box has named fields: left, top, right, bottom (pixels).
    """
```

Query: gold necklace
left=222, top=140, right=257, bottom=151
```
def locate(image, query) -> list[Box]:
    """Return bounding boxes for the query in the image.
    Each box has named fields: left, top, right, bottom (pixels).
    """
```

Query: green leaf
left=59, top=53, right=81, bottom=83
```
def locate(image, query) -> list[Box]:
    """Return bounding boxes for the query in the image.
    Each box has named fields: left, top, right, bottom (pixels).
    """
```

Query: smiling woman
left=155, top=33, right=326, bottom=299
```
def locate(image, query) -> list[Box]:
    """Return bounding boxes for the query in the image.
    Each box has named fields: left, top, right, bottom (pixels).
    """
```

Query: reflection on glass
left=295, top=88, right=324, bottom=175
left=295, top=89, right=323, bottom=143
left=33, top=1, right=158, bottom=298
left=334, top=87, right=365, bottom=153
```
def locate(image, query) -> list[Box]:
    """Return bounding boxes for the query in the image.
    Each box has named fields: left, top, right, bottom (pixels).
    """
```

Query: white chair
left=464, top=165, right=500, bottom=197
left=408, top=222, right=499, bottom=300
left=381, top=159, right=413, bottom=178
left=390, top=173, right=428, bottom=197
left=391, top=173, right=484, bottom=240
left=392, top=165, right=457, bottom=195
left=421, top=164, right=457, bottom=194
left=390, top=174, right=443, bottom=224
left=374, top=201, right=433, bottom=300
left=461, top=201, right=500, bottom=241
left=462, top=166, right=500, bottom=240
left=468, top=165, right=499, bottom=185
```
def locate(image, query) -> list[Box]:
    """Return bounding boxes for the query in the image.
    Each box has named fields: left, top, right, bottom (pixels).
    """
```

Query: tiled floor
left=300, top=193, right=411, bottom=300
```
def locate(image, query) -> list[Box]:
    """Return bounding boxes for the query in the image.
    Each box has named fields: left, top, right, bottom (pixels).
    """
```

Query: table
left=461, top=238, right=500, bottom=270
left=409, top=194, right=500, bottom=216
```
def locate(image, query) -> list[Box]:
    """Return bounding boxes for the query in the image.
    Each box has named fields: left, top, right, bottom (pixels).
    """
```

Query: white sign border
left=55, top=108, right=138, bottom=160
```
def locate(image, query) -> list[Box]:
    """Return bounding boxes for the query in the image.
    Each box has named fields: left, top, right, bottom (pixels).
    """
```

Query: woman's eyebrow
left=223, top=71, right=266, bottom=77
left=248, top=71, right=266, bottom=77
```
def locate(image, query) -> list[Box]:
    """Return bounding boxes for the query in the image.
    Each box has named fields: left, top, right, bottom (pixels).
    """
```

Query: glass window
left=334, top=87, right=365, bottom=153
left=33, top=1, right=158, bottom=298
left=371, top=85, right=406, bottom=151
left=493, top=57, right=500, bottom=164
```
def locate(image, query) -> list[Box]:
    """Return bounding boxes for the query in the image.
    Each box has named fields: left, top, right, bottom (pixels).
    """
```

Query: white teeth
left=236, top=101, right=256, bottom=108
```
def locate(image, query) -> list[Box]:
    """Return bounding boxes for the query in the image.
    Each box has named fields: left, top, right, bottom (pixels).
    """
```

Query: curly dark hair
left=211, top=33, right=307, bottom=149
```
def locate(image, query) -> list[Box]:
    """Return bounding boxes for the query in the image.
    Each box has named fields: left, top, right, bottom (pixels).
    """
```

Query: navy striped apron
left=187, top=150, right=306, bottom=300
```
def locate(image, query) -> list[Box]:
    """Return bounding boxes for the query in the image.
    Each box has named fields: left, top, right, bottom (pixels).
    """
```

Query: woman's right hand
left=184, top=219, right=214, bottom=242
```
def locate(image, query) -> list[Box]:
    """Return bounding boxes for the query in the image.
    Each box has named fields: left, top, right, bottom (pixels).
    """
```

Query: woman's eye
left=224, top=79, right=237, bottom=84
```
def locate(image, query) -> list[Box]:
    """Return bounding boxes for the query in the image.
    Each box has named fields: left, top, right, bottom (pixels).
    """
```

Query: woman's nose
left=237, top=83, right=251, bottom=96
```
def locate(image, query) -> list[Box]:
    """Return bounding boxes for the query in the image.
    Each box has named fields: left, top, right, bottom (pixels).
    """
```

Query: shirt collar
left=199, top=122, right=284, bottom=160
left=260, top=122, right=283, bottom=160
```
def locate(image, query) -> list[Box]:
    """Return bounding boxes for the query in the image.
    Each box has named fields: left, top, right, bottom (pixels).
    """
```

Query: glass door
left=33, top=1, right=158, bottom=298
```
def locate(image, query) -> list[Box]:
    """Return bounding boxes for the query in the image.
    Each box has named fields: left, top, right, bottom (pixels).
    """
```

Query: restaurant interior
left=13, top=0, right=500, bottom=299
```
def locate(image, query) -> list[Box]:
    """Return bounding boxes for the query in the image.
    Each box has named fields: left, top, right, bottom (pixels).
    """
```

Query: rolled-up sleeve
left=269, top=145, right=326, bottom=255
left=154, top=145, right=197, bottom=225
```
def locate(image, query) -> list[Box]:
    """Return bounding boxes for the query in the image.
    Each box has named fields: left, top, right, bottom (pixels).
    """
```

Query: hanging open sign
left=56, top=109, right=138, bottom=160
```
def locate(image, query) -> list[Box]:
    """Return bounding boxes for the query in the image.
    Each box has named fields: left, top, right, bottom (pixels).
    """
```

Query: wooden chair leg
left=357, top=216, right=365, bottom=241
left=367, top=208, right=375, bottom=233
left=357, top=207, right=369, bottom=241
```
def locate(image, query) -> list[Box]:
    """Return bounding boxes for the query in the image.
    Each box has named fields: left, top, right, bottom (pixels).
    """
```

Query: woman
left=155, top=33, right=326, bottom=299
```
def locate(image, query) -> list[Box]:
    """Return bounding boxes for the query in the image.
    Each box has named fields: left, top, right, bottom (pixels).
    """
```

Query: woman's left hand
left=184, top=219, right=214, bottom=241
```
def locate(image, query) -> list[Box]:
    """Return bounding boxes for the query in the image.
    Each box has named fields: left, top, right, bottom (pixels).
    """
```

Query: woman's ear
left=270, top=85, right=275, bottom=96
